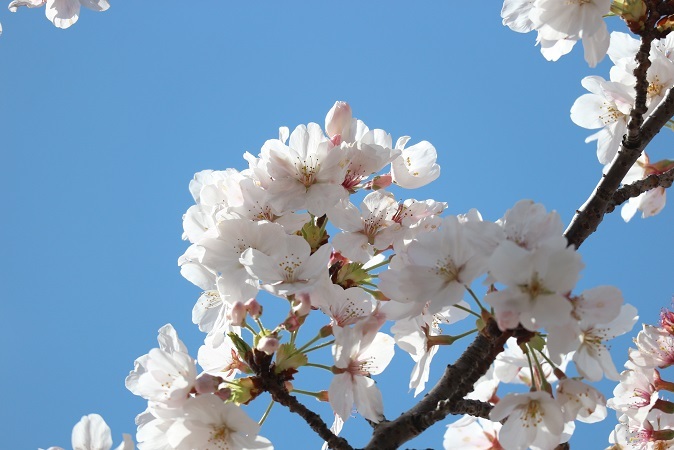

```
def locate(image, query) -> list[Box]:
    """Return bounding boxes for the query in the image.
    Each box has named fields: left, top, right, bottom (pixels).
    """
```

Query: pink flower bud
left=283, top=314, right=301, bottom=332
left=363, top=174, right=393, bottom=190
left=256, top=336, right=280, bottom=355
left=661, top=306, right=674, bottom=335
left=245, top=298, right=262, bottom=319
left=194, top=373, right=222, bottom=395
left=325, top=101, right=352, bottom=142
left=214, top=387, right=232, bottom=401
left=228, top=301, right=247, bottom=326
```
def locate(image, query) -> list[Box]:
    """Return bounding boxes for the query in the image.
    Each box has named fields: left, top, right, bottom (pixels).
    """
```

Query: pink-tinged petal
left=329, top=373, right=355, bottom=422
left=352, top=375, right=384, bottom=423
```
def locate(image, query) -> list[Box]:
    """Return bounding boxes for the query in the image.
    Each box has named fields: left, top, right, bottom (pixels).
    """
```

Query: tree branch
left=249, top=350, right=354, bottom=450
left=606, top=166, right=674, bottom=212
left=362, top=319, right=515, bottom=450
left=563, top=23, right=674, bottom=247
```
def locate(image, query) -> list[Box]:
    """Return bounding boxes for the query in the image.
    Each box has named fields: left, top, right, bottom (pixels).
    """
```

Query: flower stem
left=258, top=399, right=275, bottom=425
left=465, top=286, right=487, bottom=312
left=305, top=362, right=333, bottom=371
left=303, top=340, right=335, bottom=354
left=453, top=303, right=481, bottom=318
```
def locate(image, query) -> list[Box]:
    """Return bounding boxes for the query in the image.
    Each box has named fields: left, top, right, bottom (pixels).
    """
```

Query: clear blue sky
left=2, top=2, right=673, bottom=449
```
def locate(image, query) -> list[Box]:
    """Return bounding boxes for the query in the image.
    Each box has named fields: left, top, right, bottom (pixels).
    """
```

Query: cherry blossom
left=444, top=417, right=503, bottom=450
left=8, top=0, right=110, bottom=29
left=490, top=391, right=565, bottom=450
left=142, top=395, right=272, bottom=450
left=486, top=239, right=583, bottom=331
left=329, top=324, right=395, bottom=423
left=390, top=136, right=440, bottom=189
left=125, top=325, right=197, bottom=410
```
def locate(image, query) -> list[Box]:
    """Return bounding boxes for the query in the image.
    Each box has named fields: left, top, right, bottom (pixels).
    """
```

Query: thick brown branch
left=362, top=319, right=514, bottom=450
left=606, top=166, right=674, bottom=212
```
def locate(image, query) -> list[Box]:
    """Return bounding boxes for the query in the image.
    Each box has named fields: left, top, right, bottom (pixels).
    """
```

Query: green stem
left=295, top=333, right=324, bottom=354
left=258, top=400, right=275, bottom=425
left=453, top=303, right=481, bottom=318
left=305, top=362, right=334, bottom=371
left=244, top=323, right=257, bottom=336
left=255, top=317, right=266, bottom=334
left=465, top=286, right=487, bottom=311
left=293, top=388, right=327, bottom=399
left=528, top=343, right=551, bottom=392
left=303, top=340, right=335, bottom=354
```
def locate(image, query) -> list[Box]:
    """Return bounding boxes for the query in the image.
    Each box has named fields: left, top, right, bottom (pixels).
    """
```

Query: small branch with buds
left=247, top=349, right=353, bottom=450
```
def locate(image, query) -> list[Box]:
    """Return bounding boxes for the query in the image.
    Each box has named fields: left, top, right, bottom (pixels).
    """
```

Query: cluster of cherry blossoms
left=7, top=0, right=109, bottom=30
left=92, top=101, right=635, bottom=450
left=571, top=31, right=674, bottom=221
left=605, top=306, right=674, bottom=449
left=503, top=0, right=674, bottom=222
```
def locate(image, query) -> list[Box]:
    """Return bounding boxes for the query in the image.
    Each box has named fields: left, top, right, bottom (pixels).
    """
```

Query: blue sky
left=3, top=2, right=674, bottom=449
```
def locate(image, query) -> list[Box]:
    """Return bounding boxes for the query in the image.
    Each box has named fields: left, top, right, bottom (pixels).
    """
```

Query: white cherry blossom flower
left=444, top=417, right=502, bottom=449
left=125, top=325, right=197, bottom=410
left=490, top=391, right=565, bottom=450
left=530, top=0, right=611, bottom=67
left=630, top=324, right=674, bottom=369
left=607, top=367, right=659, bottom=424
left=261, top=122, right=350, bottom=216
left=328, top=190, right=399, bottom=263
left=547, top=302, right=636, bottom=381
left=329, top=325, right=395, bottom=423
left=240, top=236, right=331, bottom=297
left=149, top=395, right=272, bottom=450
left=556, top=378, right=606, bottom=423
left=191, top=219, right=288, bottom=303
left=380, top=215, right=489, bottom=317
left=486, top=240, right=582, bottom=331
left=309, top=280, right=375, bottom=327
left=391, top=301, right=470, bottom=396
left=390, top=136, right=440, bottom=189
left=497, top=199, right=565, bottom=250
left=570, top=76, right=634, bottom=165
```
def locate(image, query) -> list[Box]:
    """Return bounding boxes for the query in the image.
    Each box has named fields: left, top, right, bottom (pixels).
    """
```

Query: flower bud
left=283, top=314, right=301, bottom=332
left=214, top=387, right=232, bottom=401
left=245, top=298, right=262, bottom=319
left=363, top=174, right=393, bottom=190
left=256, top=335, right=280, bottom=355
left=194, top=373, right=222, bottom=395
left=228, top=301, right=247, bottom=326
left=325, top=101, right=352, bottom=142
left=611, top=0, right=647, bottom=32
